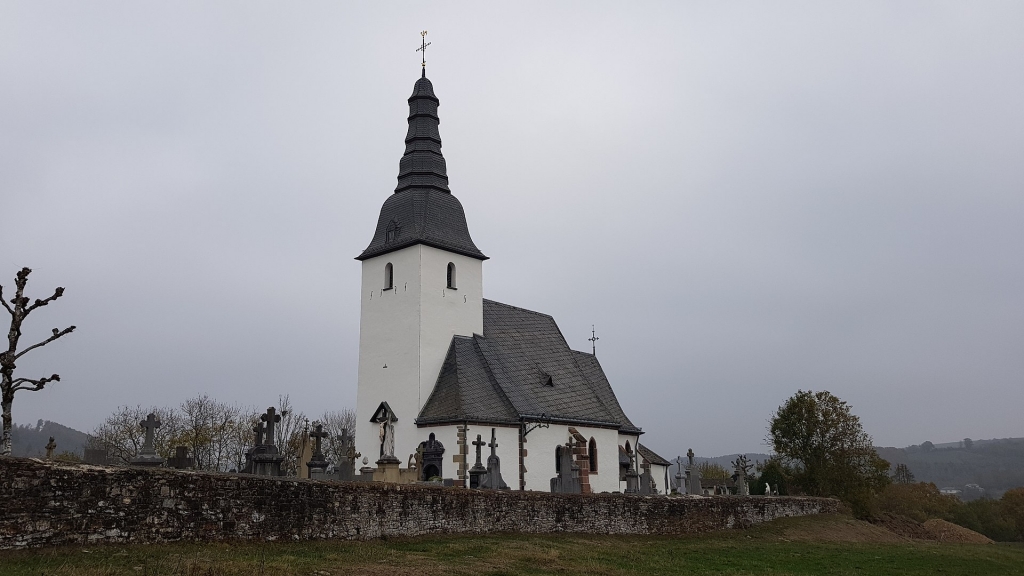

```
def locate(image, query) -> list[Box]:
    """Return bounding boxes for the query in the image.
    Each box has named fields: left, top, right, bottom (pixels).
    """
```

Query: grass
left=2, top=514, right=1023, bottom=576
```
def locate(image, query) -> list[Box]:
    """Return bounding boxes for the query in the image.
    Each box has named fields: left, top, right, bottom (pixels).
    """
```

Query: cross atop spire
left=588, top=325, right=600, bottom=356
left=416, top=30, right=431, bottom=77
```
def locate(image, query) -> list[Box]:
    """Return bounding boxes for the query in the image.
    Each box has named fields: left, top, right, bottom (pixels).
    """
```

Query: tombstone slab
left=479, top=428, right=508, bottom=490
left=131, top=413, right=165, bottom=467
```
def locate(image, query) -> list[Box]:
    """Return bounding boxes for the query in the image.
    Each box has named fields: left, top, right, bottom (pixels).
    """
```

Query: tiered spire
left=395, top=76, right=449, bottom=193
left=356, top=71, right=486, bottom=262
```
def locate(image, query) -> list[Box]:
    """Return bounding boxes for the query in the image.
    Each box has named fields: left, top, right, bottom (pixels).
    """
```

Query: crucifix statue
left=45, top=437, right=56, bottom=460
left=416, top=30, right=431, bottom=76
left=261, top=407, right=281, bottom=448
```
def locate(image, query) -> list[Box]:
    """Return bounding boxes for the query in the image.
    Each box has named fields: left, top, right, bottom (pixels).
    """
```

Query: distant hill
left=877, top=437, right=1024, bottom=497
left=10, top=420, right=90, bottom=458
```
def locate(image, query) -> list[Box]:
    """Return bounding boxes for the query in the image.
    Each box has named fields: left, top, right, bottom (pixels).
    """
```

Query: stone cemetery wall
left=0, top=457, right=838, bottom=550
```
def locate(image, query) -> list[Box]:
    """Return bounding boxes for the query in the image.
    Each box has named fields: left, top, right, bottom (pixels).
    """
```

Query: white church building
left=354, top=70, right=669, bottom=493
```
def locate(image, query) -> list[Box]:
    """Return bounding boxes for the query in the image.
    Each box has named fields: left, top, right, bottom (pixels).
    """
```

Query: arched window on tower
left=384, top=263, right=394, bottom=290
left=446, top=262, right=457, bottom=289
left=589, top=437, right=598, bottom=473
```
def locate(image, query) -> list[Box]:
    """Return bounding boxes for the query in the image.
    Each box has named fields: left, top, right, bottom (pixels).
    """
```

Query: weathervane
left=416, top=30, right=431, bottom=76
left=588, top=325, right=599, bottom=356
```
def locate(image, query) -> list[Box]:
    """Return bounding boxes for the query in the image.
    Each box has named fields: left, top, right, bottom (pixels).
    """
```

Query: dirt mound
left=773, top=514, right=911, bottom=543
left=922, top=519, right=993, bottom=544
left=869, top=512, right=936, bottom=540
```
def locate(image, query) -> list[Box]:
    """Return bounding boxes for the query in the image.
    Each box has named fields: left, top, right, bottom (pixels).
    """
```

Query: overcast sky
left=2, top=2, right=1022, bottom=459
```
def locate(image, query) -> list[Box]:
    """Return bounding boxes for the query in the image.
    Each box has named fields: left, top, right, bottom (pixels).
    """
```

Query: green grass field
left=3, top=514, right=1023, bottom=576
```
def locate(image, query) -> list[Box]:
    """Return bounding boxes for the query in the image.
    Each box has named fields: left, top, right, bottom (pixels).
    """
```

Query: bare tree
left=320, top=408, right=357, bottom=463
left=274, top=395, right=307, bottom=476
left=1, top=268, right=76, bottom=456
left=90, top=405, right=180, bottom=464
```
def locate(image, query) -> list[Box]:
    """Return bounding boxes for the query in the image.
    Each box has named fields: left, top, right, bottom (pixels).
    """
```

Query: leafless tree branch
left=15, top=326, right=76, bottom=360
left=26, top=286, right=66, bottom=315
left=0, top=286, right=13, bottom=316
left=11, top=374, right=60, bottom=393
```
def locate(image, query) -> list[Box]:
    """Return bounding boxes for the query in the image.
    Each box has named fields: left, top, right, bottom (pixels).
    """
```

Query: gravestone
left=248, top=407, right=285, bottom=476
left=550, top=438, right=582, bottom=494
left=370, top=403, right=400, bottom=482
left=131, top=413, right=165, bottom=467
left=167, top=446, right=194, bottom=469
left=335, top=429, right=359, bottom=482
left=44, top=437, right=56, bottom=460
left=479, top=428, right=508, bottom=490
left=686, top=448, right=701, bottom=495
left=468, top=434, right=487, bottom=489
left=418, top=432, right=445, bottom=481
left=673, top=456, right=685, bottom=494
left=624, top=444, right=640, bottom=494
left=733, top=455, right=750, bottom=496
left=638, top=461, right=654, bottom=496
left=306, top=423, right=329, bottom=477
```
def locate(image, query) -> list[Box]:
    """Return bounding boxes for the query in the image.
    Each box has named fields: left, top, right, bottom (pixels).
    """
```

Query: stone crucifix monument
left=131, top=413, right=165, bottom=467
left=306, top=422, right=329, bottom=477
left=248, top=406, right=286, bottom=476
left=468, top=433, right=487, bottom=489
left=44, top=437, right=57, bottom=460
left=370, top=402, right=400, bottom=483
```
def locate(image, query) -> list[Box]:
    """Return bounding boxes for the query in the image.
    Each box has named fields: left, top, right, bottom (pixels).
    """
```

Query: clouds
left=2, top=2, right=1022, bottom=458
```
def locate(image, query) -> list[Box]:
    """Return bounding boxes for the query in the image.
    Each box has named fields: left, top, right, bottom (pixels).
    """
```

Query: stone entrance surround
left=0, top=458, right=838, bottom=550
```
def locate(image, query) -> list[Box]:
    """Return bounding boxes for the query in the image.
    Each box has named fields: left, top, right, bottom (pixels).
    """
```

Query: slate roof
left=357, top=75, right=486, bottom=261
left=637, top=443, right=671, bottom=466
left=417, top=299, right=641, bottom=433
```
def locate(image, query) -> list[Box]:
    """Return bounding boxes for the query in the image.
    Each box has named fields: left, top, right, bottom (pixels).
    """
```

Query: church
left=353, top=67, right=669, bottom=493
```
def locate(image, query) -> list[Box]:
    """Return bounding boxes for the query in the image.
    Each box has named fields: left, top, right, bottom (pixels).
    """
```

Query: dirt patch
left=868, top=512, right=938, bottom=541
left=922, top=519, right=993, bottom=544
left=775, top=514, right=911, bottom=543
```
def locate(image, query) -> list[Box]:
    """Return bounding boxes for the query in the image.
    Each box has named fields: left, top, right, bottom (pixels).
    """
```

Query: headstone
left=733, top=455, right=750, bottom=496
left=131, top=413, right=165, bottom=467
left=673, top=456, right=685, bottom=494
left=686, top=448, right=702, bottom=495
left=44, top=437, right=56, bottom=460
left=639, top=461, right=654, bottom=496
left=247, top=407, right=285, bottom=476
left=468, top=434, right=487, bottom=489
left=334, top=429, right=359, bottom=482
left=306, top=422, right=329, bottom=477
left=167, top=446, right=195, bottom=469
left=624, top=444, right=640, bottom=494
left=418, top=432, right=445, bottom=481
left=550, top=438, right=582, bottom=494
left=479, top=428, right=508, bottom=490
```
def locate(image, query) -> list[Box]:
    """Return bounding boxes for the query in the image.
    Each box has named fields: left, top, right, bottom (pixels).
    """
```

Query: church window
left=384, top=263, right=394, bottom=290
left=555, top=445, right=563, bottom=473
left=446, top=262, right=457, bottom=289
left=589, top=438, right=598, bottom=473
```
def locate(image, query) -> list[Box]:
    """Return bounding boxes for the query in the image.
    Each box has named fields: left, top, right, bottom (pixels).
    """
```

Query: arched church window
left=447, top=262, right=457, bottom=289
left=384, top=263, right=394, bottom=290
left=589, top=438, right=598, bottom=473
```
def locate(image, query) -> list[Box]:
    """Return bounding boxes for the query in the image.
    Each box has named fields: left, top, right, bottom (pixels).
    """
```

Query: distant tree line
left=89, top=394, right=354, bottom=475
left=874, top=481, right=1024, bottom=542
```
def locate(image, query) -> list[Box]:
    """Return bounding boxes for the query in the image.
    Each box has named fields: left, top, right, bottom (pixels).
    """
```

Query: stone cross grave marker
left=44, top=437, right=56, bottom=460
left=131, top=412, right=165, bottom=467
left=261, top=407, right=281, bottom=447
left=480, top=428, right=508, bottom=489
left=469, top=433, right=487, bottom=488
left=253, top=422, right=265, bottom=446
left=310, top=423, right=328, bottom=459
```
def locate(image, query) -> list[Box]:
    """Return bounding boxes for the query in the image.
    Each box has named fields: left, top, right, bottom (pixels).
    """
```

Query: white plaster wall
left=576, top=426, right=621, bottom=494
left=649, top=463, right=669, bottom=495
left=355, top=244, right=483, bottom=465
left=520, top=425, right=615, bottom=492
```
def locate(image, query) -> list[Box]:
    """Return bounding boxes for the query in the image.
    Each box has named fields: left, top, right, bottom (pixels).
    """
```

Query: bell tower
left=354, top=71, right=487, bottom=463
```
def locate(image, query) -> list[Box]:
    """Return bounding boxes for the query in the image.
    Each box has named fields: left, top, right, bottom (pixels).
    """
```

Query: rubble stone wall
left=0, top=457, right=838, bottom=549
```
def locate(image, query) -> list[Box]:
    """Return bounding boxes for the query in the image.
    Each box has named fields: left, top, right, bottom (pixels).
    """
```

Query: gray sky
left=2, top=2, right=1022, bottom=459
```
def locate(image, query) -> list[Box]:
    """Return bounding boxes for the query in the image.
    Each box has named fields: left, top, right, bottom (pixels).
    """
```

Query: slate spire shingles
left=357, top=74, right=486, bottom=261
